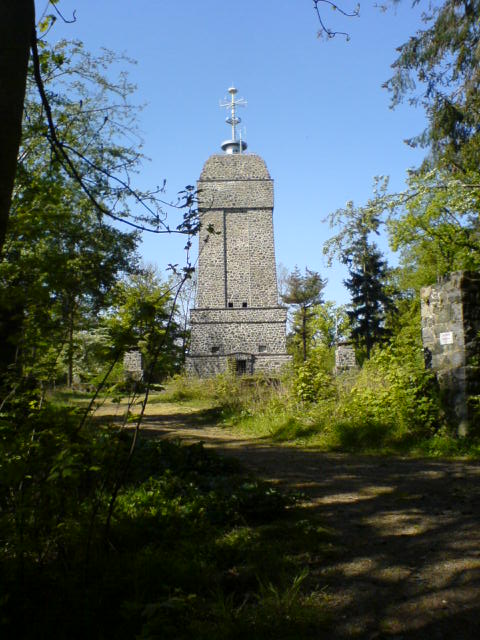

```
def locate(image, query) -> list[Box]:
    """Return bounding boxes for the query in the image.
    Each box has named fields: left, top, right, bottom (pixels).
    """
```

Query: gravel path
left=137, top=407, right=480, bottom=639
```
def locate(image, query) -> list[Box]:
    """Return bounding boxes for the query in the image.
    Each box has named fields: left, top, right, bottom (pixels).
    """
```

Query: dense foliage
left=0, top=397, right=331, bottom=639
left=208, top=337, right=447, bottom=454
left=281, top=267, right=327, bottom=362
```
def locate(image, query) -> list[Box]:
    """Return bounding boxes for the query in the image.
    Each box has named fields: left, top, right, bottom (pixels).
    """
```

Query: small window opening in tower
left=242, top=302, right=248, bottom=308
left=228, top=302, right=234, bottom=308
left=211, top=346, right=220, bottom=354
left=258, top=345, right=266, bottom=353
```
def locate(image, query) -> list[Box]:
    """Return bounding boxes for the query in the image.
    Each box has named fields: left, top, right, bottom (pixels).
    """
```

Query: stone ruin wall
left=421, top=271, right=480, bottom=435
left=334, top=342, right=357, bottom=374
left=123, top=350, right=143, bottom=381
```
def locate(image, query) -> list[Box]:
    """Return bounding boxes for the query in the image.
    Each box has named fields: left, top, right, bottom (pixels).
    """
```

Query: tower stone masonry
left=420, top=271, right=480, bottom=435
left=186, top=88, right=290, bottom=376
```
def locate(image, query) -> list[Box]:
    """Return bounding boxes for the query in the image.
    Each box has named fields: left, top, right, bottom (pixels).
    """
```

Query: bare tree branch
left=313, top=0, right=360, bottom=40
left=30, top=31, right=198, bottom=236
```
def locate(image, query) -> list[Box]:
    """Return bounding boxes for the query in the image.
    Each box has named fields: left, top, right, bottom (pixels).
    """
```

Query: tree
left=0, top=0, right=35, bottom=256
left=1, top=176, right=139, bottom=385
left=385, top=0, right=480, bottom=173
left=380, top=1, right=480, bottom=289
left=345, top=238, right=394, bottom=358
left=0, top=40, right=146, bottom=384
left=281, top=267, right=327, bottom=362
left=324, top=193, right=395, bottom=359
left=310, top=301, right=350, bottom=348
left=0, top=25, right=200, bottom=385
left=106, top=267, right=182, bottom=381
left=386, top=167, right=480, bottom=289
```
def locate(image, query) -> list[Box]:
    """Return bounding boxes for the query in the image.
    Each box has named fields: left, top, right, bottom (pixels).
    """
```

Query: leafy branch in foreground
left=29, top=35, right=199, bottom=237
left=384, top=0, right=480, bottom=172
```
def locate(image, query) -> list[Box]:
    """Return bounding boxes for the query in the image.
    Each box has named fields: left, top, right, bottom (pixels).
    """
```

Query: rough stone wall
left=123, top=350, right=143, bottom=381
left=421, top=271, right=480, bottom=434
left=189, top=308, right=288, bottom=355
left=196, top=209, right=225, bottom=308
left=224, top=210, right=278, bottom=307
left=199, top=180, right=273, bottom=209
left=186, top=354, right=291, bottom=377
left=335, top=343, right=357, bottom=374
left=199, top=154, right=271, bottom=181
left=187, top=153, right=290, bottom=376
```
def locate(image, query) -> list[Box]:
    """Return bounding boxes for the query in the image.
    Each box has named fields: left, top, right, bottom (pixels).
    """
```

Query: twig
left=30, top=31, right=197, bottom=235
left=313, top=0, right=359, bottom=40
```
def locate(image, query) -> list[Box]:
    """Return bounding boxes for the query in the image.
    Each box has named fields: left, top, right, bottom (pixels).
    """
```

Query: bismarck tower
left=186, top=88, right=290, bottom=376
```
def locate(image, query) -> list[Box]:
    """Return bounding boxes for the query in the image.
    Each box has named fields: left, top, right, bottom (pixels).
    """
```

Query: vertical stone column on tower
left=186, top=88, right=290, bottom=376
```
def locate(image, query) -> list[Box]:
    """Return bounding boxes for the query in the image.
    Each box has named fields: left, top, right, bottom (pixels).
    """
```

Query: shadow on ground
left=130, top=406, right=480, bottom=640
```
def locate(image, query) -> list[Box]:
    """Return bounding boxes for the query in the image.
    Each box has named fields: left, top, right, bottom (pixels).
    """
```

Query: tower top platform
left=199, top=153, right=271, bottom=181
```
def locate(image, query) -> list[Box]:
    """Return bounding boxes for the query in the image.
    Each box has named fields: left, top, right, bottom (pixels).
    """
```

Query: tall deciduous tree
left=282, top=267, right=326, bottom=362
left=0, top=28, right=200, bottom=383
left=0, top=40, right=145, bottom=382
left=107, top=267, right=182, bottom=381
left=381, top=1, right=480, bottom=285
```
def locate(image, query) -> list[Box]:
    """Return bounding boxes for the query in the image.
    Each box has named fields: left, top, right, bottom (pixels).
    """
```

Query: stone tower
left=186, top=88, right=290, bottom=376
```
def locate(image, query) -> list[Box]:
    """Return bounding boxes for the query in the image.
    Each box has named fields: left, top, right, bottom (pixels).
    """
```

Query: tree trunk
left=67, top=304, right=77, bottom=388
left=302, top=309, right=307, bottom=362
left=0, top=0, right=35, bottom=257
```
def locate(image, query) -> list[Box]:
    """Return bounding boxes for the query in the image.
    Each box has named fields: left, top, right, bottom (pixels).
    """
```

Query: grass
left=51, top=372, right=480, bottom=460
left=154, top=374, right=480, bottom=459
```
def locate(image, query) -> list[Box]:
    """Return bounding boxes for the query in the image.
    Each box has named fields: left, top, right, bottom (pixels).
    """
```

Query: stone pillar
left=334, top=342, right=357, bottom=374
left=123, top=350, right=144, bottom=382
left=420, top=271, right=480, bottom=435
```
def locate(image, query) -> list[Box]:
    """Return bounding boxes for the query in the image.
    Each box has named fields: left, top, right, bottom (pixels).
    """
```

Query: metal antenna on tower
left=220, top=87, right=248, bottom=154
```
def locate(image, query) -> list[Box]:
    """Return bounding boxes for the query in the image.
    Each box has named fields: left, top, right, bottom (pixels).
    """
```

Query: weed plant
left=201, top=339, right=480, bottom=457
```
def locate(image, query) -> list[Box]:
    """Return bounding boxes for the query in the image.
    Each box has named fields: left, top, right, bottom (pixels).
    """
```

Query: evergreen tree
left=281, top=267, right=326, bottom=362
left=344, top=234, right=394, bottom=358
left=386, top=0, right=480, bottom=173
left=324, top=196, right=395, bottom=359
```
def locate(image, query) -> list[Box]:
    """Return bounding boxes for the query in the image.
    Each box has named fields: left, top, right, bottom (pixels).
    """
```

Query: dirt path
left=136, top=405, right=480, bottom=639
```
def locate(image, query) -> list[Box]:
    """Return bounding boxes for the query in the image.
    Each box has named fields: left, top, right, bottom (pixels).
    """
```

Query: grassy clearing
left=159, top=371, right=480, bottom=459
left=51, top=368, right=480, bottom=458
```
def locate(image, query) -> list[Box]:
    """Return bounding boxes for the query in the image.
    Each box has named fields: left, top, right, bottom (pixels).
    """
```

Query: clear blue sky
left=37, top=0, right=428, bottom=305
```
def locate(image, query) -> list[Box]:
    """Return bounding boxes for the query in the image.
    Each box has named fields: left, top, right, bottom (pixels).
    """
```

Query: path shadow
left=140, top=413, right=480, bottom=640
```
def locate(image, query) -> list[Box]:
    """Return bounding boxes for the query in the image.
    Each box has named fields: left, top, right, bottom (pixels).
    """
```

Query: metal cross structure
left=220, top=87, right=247, bottom=142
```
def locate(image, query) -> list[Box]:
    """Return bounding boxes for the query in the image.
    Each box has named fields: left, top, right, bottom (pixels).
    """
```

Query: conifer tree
left=344, top=232, right=394, bottom=359
left=281, top=267, right=326, bottom=362
left=385, top=0, right=480, bottom=173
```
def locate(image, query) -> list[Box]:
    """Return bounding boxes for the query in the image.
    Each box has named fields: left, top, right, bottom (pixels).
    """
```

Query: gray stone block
left=421, top=271, right=480, bottom=434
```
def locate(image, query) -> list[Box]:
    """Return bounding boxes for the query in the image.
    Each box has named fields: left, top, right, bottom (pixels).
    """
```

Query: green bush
left=223, top=336, right=448, bottom=453
left=2, top=398, right=326, bottom=639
